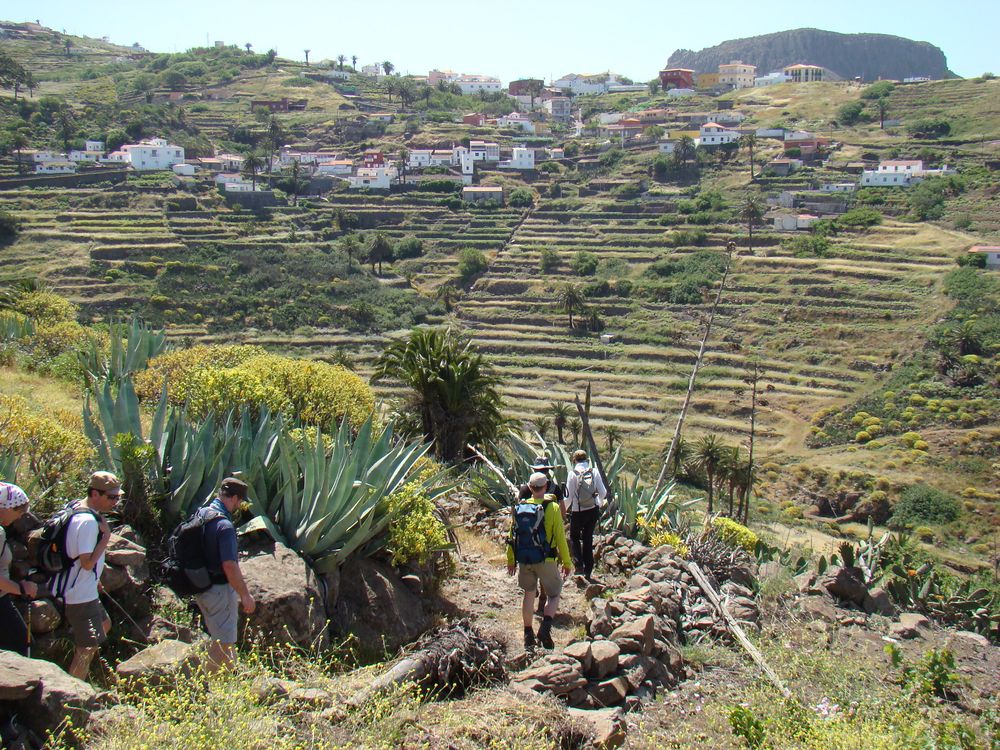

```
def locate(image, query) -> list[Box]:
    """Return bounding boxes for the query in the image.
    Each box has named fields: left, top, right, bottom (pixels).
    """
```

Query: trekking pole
left=466, top=444, right=519, bottom=503
left=24, top=600, right=31, bottom=659
left=101, top=591, right=149, bottom=644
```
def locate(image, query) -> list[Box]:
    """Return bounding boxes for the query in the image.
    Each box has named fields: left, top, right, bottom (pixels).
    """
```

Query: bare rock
left=567, top=706, right=626, bottom=749
left=862, top=588, right=896, bottom=617
left=820, top=566, right=868, bottom=605
left=899, top=612, right=931, bottom=631
left=610, top=615, right=655, bottom=656
left=29, top=599, right=61, bottom=634
left=100, top=564, right=130, bottom=594
left=564, top=641, right=593, bottom=674
left=0, top=651, right=97, bottom=737
left=512, top=653, right=587, bottom=696
left=587, top=675, right=629, bottom=707
left=798, top=596, right=840, bottom=623
left=116, top=639, right=201, bottom=685
left=105, top=534, right=146, bottom=568
left=589, top=640, right=621, bottom=679
left=889, top=622, right=920, bottom=640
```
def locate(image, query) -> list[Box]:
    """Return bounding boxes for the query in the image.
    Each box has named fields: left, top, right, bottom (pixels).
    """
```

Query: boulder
left=100, top=563, right=130, bottom=593
left=29, top=599, right=62, bottom=634
left=564, top=641, right=593, bottom=674
left=330, top=557, right=429, bottom=654
left=889, top=621, right=921, bottom=640
left=512, top=653, right=587, bottom=696
left=798, top=596, right=839, bottom=623
left=116, top=639, right=201, bottom=685
left=820, top=566, right=868, bottom=605
left=587, top=675, right=629, bottom=707
left=0, top=651, right=97, bottom=737
left=589, top=640, right=621, bottom=679
left=145, top=615, right=197, bottom=644
left=610, top=615, right=655, bottom=656
left=242, top=541, right=328, bottom=650
left=727, top=596, right=760, bottom=625
left=899, top=612, right=931, bottom=631
left=567, top=707, right=626, bottom=749
left=862, top=588, right=896, bottom=617
left=105, top=534, right=147, bottom=568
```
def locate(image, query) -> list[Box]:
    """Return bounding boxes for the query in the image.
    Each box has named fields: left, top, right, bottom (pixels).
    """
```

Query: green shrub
left=386, top=477, right=450, bottom=566
left=0, top=211, right=20, bottom=240
left=889, top=483, right=960, bottom=528
left=571, top=251, right=599, bottom=276
left=711, top=517, right=759, bottom=553
left=539, top=247, right=559, bottom=272
left=907, top=118, right=951, bottom=139
left=861, top=81, right=895, bottom=99
left=508, top=188, right=534, bottom=207
left=837, top=207, right=883, bottom=228
left=457, top=247, right=488, bottom=282
left=393, top=236, right=423, bottom=260
left=838, top=100, right=865, bottom=125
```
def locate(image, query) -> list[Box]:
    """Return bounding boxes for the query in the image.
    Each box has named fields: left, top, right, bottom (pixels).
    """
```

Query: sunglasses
left=96, top=489, right=123, bottom=499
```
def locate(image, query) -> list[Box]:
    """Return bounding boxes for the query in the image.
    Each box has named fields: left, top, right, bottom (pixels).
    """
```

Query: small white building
left=323, top=69, right=352, bottom=80
left=85, top=140, right=105, bottom=152
left=496, top=112, right=536, bottom=133
left=68, top=150, right=103, bottom=163
left=34, top=161, right=77, bottom=174
left=172, top=163, right=197, bottom=176
left=463, top=185, right=504, bottom=204
left=547, top=147, right=565, bottom=159
left=666, top=87, right=695, bottom=98
left=543, top=97, right=572, bottom=122
left=32, top=151, right=58, bottom=163
left=714, top=110, right=747, bottom=126
left=361, top=63, right=383, bottom=78
left=454, top=75, right=502, bottom=95
left=407, top=149, right=433, bottom=169
left=658, top=138, right=678, bottom=154
left=860, top=160, right=924, bottom=187
left=316, top=160, right=353, bottom=175
left=968, top=246, right=1000, bottom=269
left=498, top=147, right=535, bottom=170
left=348, top=165, right=398, bottom=190
left=224, top=181, right=257, bottom=193
left=821, top=182, right=857, bottom=193
left=552, top=72, right=629, bottom=95
left=699, top=122, right=740, bottom=145
left=468, top=140, right=500, bottom=162
left=755, top=71, right=791, bottom=87
left=772, top=212, right=819, bottom=231
left=114, top=138, right=185, bottom=171
left=217, top=153, right=245, bottom=171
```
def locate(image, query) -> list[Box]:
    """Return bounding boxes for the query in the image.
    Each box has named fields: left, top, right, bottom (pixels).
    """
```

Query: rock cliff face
left=666, top=28, right=955, bottom=81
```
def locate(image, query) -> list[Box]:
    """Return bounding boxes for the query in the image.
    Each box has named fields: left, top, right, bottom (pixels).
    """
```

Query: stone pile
left=512, top=543, right=762, bottom=714
left=594, top=532, right=652, bottom=575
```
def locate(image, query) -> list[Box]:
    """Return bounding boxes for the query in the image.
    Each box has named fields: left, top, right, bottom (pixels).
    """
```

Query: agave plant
left=0, top=451, right=19, bottom=482
left=0, top=312, right=33, bottom=344
left=246, top=415, right=451, bottom=573
left=78, top=317, right=167, bottom=389
left=603, top=475, right=697, bottom=539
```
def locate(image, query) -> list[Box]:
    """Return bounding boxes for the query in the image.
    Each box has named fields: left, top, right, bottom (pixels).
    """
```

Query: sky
left=7, top=0, right=999, bottom=81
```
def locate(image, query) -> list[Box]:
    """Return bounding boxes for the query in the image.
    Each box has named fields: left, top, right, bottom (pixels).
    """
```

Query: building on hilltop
left=699, top=122, right=741, bottom=146
left=348, top=165, right=398, bottom=190
left=543, top=97, right=572, bottom=123
left=552, top=72, right=629, bottom=95
left=497, top=147, right=535, bottom=170
left=495, top=112, right=536, bottom=133
left=103, top=138, right=185, bottom=171
left=658, top=68, right=695, bottom=90
left=859, top=160, right=956, bottom=187
left=783, top=64, right=824, bottom=83
left=718, top=60, right=756, bottom=89
left=755, top=71, right=791, bottom=87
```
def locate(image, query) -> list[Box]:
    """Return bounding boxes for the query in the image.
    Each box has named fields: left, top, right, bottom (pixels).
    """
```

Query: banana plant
left=245, top=415, right=448, bottom=574
left=79, top=317, right=167, bottom=389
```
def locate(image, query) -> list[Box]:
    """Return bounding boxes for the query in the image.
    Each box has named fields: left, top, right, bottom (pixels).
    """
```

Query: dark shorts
left=0, top=596, right=28, bottom=656
left=65, top=599, right=110, bottom=648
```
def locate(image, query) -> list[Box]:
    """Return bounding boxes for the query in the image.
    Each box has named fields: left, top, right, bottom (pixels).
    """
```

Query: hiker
left=507, top=472, right=571, bottom=650
left=564, top=449, right=607, bottom=581
left=62, top=471, right=119, bottom=680
left=0, top=483, right=37, bottom=656
left=516, top=455, right=564, bottom=611
left=194, top=477, right=255, bottom=673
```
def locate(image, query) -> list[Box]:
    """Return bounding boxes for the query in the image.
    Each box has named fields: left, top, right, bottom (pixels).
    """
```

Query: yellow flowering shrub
left=647, top=530, right=689, bottom=557
left=16, top=291, right=78, bottom=324
left=386, top=479, right=450, bottom=566
left=134, top=344, right=266, bottom=403
left=711, top=516, right=759, bottom=553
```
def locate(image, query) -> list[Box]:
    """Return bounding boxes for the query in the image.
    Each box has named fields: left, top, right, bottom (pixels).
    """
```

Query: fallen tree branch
left=684, top=560, right=792, bottom=699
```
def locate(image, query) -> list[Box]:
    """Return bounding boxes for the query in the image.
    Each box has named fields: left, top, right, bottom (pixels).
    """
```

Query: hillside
left=667, top=28, right=956, bottom=80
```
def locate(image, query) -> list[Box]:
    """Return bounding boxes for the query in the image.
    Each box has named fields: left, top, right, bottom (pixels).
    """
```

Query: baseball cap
left=528, top=472, right=549, bottom=489
left=220, top=477, right=248, bottom=498
left=89, top=471, right=122, bottom=496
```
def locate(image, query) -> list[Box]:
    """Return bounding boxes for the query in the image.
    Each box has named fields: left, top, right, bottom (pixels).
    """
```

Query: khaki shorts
left=65, top=599, right=110, bottom=648
left=195, top=583, right=239, bottom=644
left=517, top=561, right=563, bottom=597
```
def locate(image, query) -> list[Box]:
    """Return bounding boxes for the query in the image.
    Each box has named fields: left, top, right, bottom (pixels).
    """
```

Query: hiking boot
left=537, top=620, right=554, bottom=649
left=523, top=628, right=536, bottom=650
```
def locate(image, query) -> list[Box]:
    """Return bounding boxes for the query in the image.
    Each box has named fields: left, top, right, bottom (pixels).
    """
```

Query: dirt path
left=437, top=529, right=606, bottom=661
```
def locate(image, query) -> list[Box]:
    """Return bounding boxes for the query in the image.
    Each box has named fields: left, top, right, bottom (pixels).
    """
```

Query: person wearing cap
left=517, top=456, right=564, bottom=508
left=65, top=471, right=120, bottom=680
left=506, top=472, right=572, bottom=650
left=194, top=477, right=256, bottom=672
left=564, top=449, right=608, bottom=581
left=0, top=483, right=38, bottom=655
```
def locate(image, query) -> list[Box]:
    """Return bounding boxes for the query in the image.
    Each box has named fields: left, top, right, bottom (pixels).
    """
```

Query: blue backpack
left=511, top=501, right=553, bottom=565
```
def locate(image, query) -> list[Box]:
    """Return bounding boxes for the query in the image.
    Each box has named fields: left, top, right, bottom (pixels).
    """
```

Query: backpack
left=33, top=504, right=101, bottom=599
left=511, top=501, right=552, bottom=565
left=574, top=467, right=598, bottom=511
left=160, top=508, right=223, bottom=597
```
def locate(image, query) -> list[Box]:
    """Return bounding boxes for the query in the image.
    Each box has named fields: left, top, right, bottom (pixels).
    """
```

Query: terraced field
left=456, top=202, right=965, bottom=453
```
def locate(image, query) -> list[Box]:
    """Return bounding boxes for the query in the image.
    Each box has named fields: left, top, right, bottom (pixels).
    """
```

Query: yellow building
left=696, top=72, right=720, bottom=89
left=718, top=60, right=756, bottom=89
left=783, top=64, right=824, bottom=83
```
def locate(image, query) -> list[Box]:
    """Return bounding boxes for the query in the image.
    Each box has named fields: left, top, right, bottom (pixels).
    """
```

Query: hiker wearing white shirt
left=564, top=450, right=607, bottom=581
left=62, top=471, right=120, bottom=681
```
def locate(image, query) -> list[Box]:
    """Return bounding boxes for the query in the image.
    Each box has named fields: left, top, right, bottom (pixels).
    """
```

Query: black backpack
left=34, top=504, right=101, bottom=596
left=160, top=508, right=223, bottom=597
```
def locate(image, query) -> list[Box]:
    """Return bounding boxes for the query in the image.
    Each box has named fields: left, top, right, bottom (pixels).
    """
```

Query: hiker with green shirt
left=507, top=472, right=572, bottom=650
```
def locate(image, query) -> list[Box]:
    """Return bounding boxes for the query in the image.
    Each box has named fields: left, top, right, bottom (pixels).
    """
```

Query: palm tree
left=694, top=434, right=726, bottom=514
left=737, top=191, right=766, bottom=255
left=660, top=435, right=691, bottom=478
left=351, top=55, right=358, bottom=70
left=721, top=445, right=743, bottom=517
left=337, top=54, right=346, bottom=71
left=303, top=49, right=311, bottom=66
left=548, top=402, right=572, bottom=444
left=877, top=97, right=889, bottom=130
left=245, top=43, right=253, bottom=54
left=673, top=135, right=696, bottom=170
left=64, top=39, right=73, bottom=57
left=56, top=108, right=76, bottom=154
left=366, top=232, right=393, bottom=275
left=382, top=61, right=394, bottom=76
left=557, top=283, right=584, bottom=328
left=241, top=152, right=264, bottom=190
left=567, top=418, right=582, bottom=446
left=533, top=416, right=551, bottom=439
left=340, top=233, right=361, bottom=270
left=421, top=85, right=433, bottom=105
left=11, top=133, right=28, bottom=174
left=604, top=425, right=623, bottom=454
left=950, top=320, right=983, bottom=356
left=384, top=77, right=396, bottom=103
left=371, top=327, right=504, bottom=462
left=739, top=133, right=758, bottom=181
left=436, top=282, right=460, bottom=313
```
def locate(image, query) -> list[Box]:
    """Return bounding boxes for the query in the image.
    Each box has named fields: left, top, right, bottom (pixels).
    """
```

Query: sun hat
left=529, top=455, right=554, bottom=471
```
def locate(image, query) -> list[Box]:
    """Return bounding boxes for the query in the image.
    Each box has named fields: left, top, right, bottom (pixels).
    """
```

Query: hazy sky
left=10, top=0, right=999, bottom=81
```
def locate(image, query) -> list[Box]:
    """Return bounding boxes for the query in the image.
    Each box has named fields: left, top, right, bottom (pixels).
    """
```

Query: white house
left=496, top=112, right=535, bottom=134
left=85, top=140, right=105, bottom=152
left=172, top=163, right=197, bottom=176
left=68, top=150, right=103, bottom=163
left=699, top=122, right=740, bottom=145
left=552, top=72, right=629, bottom=95
left=468, top=140, right=500, bottom=162
left=714, top=111, right=747, bottom=126
left=860, top=160, right=924, bottom=186
left=32, top=151, right=58, bottom=163
left=821, top=182, right=857, bottom=193
left=454, top=75, right=502, bottom=95
left=659, top=138, right=678, bottom=154
left=34, top=161, right=77, bottom=174
left=755, top=71, right=791, bottom=87
left=317, top=160, right=353, bottom=175
left=498, top=147, right=535, bottom=170
left=666, top=87, right=695, bottom=98
left=903, top=76, right=932, bottom=83
left=348, top=165, right=398, bottom=190
left=217, top=153, right=245, bottom=171
left=361, top=63, right=383, bottom=78
left=772, top=212, right=819, bottom=231
left=543, top=97, right=572, bottom=122
left=323, top=69, right=351, bottom=80
left=114, top=138, right=185, bottom=170
left=463, top=185, right=504, bottom=204
left=547, top=147, right=565, bottom=159
left=407, top=149, right=433, bottom=169
left=224, top=181, right=257, bottom=193
left=968, top=246, right=1000, bottom=269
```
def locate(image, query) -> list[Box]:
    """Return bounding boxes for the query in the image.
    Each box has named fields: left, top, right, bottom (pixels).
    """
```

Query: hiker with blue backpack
left=564, top=449, right=607, bottom=582
left=507, top=472, right=572, bottom=650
